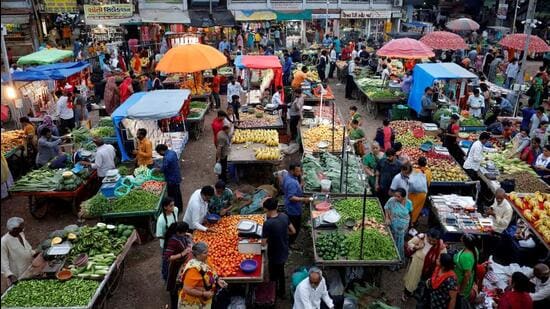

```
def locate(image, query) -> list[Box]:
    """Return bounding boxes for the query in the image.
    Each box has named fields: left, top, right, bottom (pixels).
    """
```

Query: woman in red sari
left=119, top=76, right=134, bottom=104
left=103, top=76, right=120, bottom=115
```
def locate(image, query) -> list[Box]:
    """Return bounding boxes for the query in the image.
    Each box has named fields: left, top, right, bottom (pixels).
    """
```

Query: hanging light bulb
left=6, top=86, right=17, bottom=99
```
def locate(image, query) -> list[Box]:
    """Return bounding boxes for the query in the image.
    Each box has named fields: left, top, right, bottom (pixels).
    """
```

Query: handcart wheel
left=72, top=198, right=81, bottom=216
left=29, top=197, right=49, bottom=219
left=147, top=216, right=156, bottom=238
left=366, top=99, right=375, bottom=115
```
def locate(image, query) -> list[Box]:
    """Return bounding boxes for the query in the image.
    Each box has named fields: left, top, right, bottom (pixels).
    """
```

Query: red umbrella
left=446, top=18, right=480, bottom=31
left=420, top=31, right=468, bottom=50
left=499, top=33, right=550, bottom=53
left=376, top=38, right=434, bottom=59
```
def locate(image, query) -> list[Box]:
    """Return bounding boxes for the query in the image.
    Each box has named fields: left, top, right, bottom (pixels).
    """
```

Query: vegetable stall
left=1, top=223, right=139, bottom=308
left=354, top=77, right=406, bottom=117
left=111, top=90, right=191, bottom=162
left=186, top=100, right=211, bottom=140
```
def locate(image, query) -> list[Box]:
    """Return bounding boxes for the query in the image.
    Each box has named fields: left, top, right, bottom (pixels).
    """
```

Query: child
left=231, top=94, right=240, bottom=121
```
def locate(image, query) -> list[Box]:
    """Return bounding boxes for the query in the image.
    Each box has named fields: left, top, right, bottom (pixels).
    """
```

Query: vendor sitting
left=36, top=127, right=63, bottom=168
left=260, top=89, right=271, bottom=107
left=486, top=188, right=514, bottom=234
left=209, top=181, right=234, bottom=216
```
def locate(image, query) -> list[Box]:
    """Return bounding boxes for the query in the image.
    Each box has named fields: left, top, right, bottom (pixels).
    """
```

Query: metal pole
left=209, top=0, right=212, bottom=14
left=359, top=186, right=367, bottom=259
left=512, top=0, right=520, bottom=34
left=517, top=0, right=537, bottom=86
left=325, top=0, right=329, bottom=35
left=339, top=125, right=346, bottom=192
left=1, top=25, right=12, bottom=83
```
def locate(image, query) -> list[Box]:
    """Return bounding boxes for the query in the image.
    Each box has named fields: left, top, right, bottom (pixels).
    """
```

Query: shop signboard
left=84, top=4, right=134, bottom=20
left=497, top=1, right=508, bottom=20
left=341, top=10, right=392, bottom=19
left=312, top=14, right=340, bottom=19
left=43, top=0, right=78, bottom=14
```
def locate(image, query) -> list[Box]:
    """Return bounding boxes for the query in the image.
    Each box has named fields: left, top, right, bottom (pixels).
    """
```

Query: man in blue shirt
left=283, top=163, right=310, bottom=246
left=283, top=53, right=293, bottom=85
left=322, top=35, right=332, bottom=48
left=218, top=39, right=228, bottom=53
left=333, top=36, right=341, bottom=58
left=155, top=144, right=183, bottom=212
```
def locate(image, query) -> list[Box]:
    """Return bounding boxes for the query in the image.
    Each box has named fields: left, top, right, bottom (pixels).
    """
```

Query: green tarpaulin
left=275, top=10, right=312, bottom=21
left=17, top=49, right=74, bottom=66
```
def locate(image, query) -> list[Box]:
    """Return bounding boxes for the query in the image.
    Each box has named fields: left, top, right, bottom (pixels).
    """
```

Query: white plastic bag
left=214, top=162, right=222, bottom=175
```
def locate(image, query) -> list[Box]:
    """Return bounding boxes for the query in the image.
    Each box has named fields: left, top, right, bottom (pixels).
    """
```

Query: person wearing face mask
left=293, top=267, right=334, bottom=309
left=529, top=263, right=550, bottom=309
left=1, top=217, right=36, bottom=286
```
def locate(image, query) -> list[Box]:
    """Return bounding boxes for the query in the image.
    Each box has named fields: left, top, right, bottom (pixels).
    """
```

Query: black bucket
left=500, top=179, right=516, bottom=193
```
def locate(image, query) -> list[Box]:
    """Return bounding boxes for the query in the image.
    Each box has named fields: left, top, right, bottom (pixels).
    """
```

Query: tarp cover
left=11, top=61, right=90, bottom=81
left=17, top=49, right=73, bottom=66
left=234, top=55, right=283, bottom=96
left=408, top=63, right=478, bottom=113
left=112, top=90, right=190, bottom=161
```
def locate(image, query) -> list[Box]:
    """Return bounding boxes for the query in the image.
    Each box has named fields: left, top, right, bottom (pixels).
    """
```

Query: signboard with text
left=43, top=0, right=78, bottom=14
left=341, top=10, right=391, bottom=19
left=84, top=4, right=134, bottom=20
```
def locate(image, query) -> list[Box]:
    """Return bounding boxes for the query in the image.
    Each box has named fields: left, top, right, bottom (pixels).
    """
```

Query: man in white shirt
left=486, top=188, right=513, bottom=234
left=78, top=137, right=116, bottom=178
left=345, top=57, right=360, bottom=100
left=529, top=263, right=550, bottom=308
left=56, top=90, right=74, bottom=134
left=505, top=58, right=519, bottom=89
left=183, top=186, right=215, bottom=232
left=271, top=85, right=283, bottom=109
left=226, top=76, right=243, bottom=106
left=463, top=132, right=491, bottom=175
left=328, top=48, right=337, bottom=79
left=293, top=267, right=334, bottom=309
left=1, top=217, right=35, bottom=286
left=467, top=88, right=485, bottom=118
left=390, top=163, right=412, bottom=196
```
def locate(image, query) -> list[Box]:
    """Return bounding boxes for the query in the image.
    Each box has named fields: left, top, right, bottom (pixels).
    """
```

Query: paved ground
left=0, top=76, right=415, bottom=308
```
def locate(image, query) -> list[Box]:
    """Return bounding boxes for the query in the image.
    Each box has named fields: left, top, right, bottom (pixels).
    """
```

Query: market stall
left=507, top=192, right=550, bottom=250
left=111, top=90, right=191, bottom=162
left=354, top=76, right=406, bottom=117
left=236, top=106, right=284, bottom=130
left=17, top=48, right=74, bottom=66
left=234, top=55, right=284, bottom=104
left=186, top=100, right=211, bottom=140
left=1, top=223, right=139, bottom=308
left=310, top=196, right=400, bottom=266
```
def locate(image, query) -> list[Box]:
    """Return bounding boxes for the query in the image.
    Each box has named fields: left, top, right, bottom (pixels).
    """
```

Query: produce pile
left=311, top=105, right=343, bottom=125
left=302, top=153, right=365, bottom=194
left=498, top=172, right=549, bottom=193
left=302, top=125, right=344, bottom=152
left=484, top=150, right=538, bottom=175
left=188, top=101, right=208, bottom=119
left=194, top=215, right=263, bottom=277
left=1, top=279, right=99, bottom=307
left=508, top=192, right=550, bottom=243
left=400, top=147, right=469, bottom=182
left=10, top=168, right=90, bottom=192
left=81, top=186, right=162, bottom=217
left=316, top=232, right=348, bottom=260
left=390, top=120, right=423, bottom=135
left=395, top=131, right=436, bottom=147
left=254, top=147, right=281, bottom=160
left=345, top=282, right=400, bottom=309
left=180, top=72, right=211, bottom=96
left=141, top=180, right=165, bottom=195
left=238, top=111, right=281, bottom=128
left=90, top=126, right=115, bottom=138
left=355, top=78, right=404, bottom=100
left=98, top=117, right=114, bottom=127
left=1, top=130, right=26, bottom=154
left=70, top=127, right=91, bottom=144
left=333, top=198, right=384, bottom=223
left=231, top=129, right=279, bottom=146
left=460, top=117, right=484, bottom=127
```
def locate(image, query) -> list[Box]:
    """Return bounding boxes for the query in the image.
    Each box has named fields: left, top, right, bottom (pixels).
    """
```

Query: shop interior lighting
left=6, top=86, right=17, bottom=99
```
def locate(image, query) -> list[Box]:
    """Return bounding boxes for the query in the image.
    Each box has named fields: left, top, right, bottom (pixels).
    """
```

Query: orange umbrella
left=156, top=44, right=227, bottom=73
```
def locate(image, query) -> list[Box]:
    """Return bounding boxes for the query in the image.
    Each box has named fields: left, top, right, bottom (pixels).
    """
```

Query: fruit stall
left=193, top=215, right=265, bottom=283
left=429, top=194, right=493, bottom=238
left=80, top=166, right=167, bottom=238
left=236, top=107, right=284, bottom=130
left=234, top=55, right=284, bottom=103
left=310, top=196, right=401, bottom=266
left=302, top=152, right=369, bottom=196
left=1, top=130, right=27, bottom=158
left=9, top=166, right=99, bottom=219
left=186, top=100, right=211, bottom=140
left=111, top=90, right=191, bottom=162
left=1, top=223, right=139, bottom=308
left=355, top=77, right=406, bottom=117
left=507, top=192, right=550, bottom=250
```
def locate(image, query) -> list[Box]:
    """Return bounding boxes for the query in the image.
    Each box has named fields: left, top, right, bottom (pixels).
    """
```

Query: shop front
left=1, top=10, right=39, bottom=59
left=274, top=10, right=312, bottom=49
left=339, top=10, right=399, bottom=43
left=307, top=10, right=341, bottom=45
left=83, top=3, right=140, bottom=44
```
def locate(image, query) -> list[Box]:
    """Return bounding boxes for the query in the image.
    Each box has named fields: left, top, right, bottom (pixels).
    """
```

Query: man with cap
left=1, top=217, right=36, bottom=286
left=530, top=263, right=550, bottom=309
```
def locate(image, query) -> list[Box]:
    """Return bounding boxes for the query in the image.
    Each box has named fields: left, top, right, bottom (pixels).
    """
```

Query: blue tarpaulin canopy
left=408, top=63, right=478, bottom=113
left=10, top=61, right=90, bottom=81
left=112, top=90, right=190, bottom=161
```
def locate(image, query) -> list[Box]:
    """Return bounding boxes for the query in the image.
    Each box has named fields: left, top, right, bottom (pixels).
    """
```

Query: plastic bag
left=214, top=162, right=222, bottom=175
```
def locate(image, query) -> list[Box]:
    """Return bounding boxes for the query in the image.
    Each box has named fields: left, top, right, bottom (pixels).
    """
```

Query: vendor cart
left=186, top=100, right=211, bottom=140
left=355, top=83, right=405, bottom=118
left=1, top=230, right=139, bottom=309
left=228, top=143, right=282, bottom=183
left=507, top=193, right=550, bottom=251
left=10, top=170, right=99, bottom=219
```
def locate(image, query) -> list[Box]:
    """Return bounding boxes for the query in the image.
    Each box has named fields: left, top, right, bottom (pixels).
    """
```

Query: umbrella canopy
left=156, top=44, right=227, bottom=73
left=499, top=33, right=550, bottom=53
left=376, top=38, right=434, bottom=59
left=446, top=18, right=480, bottom=31
left=420, top=31, right=468, bottom=50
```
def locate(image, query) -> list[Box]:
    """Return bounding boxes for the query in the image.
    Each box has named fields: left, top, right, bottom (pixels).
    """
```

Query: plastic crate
left=390, top=105, right=410, bottom=120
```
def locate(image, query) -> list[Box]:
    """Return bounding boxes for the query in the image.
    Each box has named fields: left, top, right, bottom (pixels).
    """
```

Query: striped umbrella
left=376, top=38, right=434, bottom=59
left=420, top=31, right=468, bottom=50
left=499, top=33, right=550, bottom=53
left=446, top=18, right=480, bottom=32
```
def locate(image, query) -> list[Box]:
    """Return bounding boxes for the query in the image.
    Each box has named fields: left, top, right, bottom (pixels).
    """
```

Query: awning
left=275, top=10, right=312, bottom=21
left=140, top=9, right=190, bottom=24
left=17, top=49, right=74, bottom=66
left=234, top=10, right=276, bottom=21
left=11, top=61, right=90, bottom=81
left=1, top=14, right=30, bottom=24
left=189, top=10, right=214, bottom=27
left=212, top=10, right=235, bottom=26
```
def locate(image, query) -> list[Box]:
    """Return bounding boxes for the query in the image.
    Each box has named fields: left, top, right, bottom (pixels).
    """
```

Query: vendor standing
left=1, top=217, right=35, bottom=286
left=183, top=186, right=215, bottom=232
left=155, top=144, right=183, bottom=212
left=467, top=88, right=485, bottom=118
left=133, top=128, right=153, bottom=168
left=209, top=181, right=233, bottom=216
left=79, top=137, right=116, bottom=180
left=283, top=163, right=311, bottom=246
left=443, top=114, right=462, bottom=164
left=463, top=132, right=491, bottom=181
left=36, top=128, right=63, bottom=167
left=419, top=87, right=436, bottom=123
left=56, top=89, right=74, bottom=135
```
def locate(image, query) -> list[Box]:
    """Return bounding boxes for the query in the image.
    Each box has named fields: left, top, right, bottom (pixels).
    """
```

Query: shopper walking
left=345, top=57, right=360, bottom=99
left=288, top=88, right=304, bottom=142
left=384, top=188, right=412, bottom=263
left=155, top=144, right=183, bottom=212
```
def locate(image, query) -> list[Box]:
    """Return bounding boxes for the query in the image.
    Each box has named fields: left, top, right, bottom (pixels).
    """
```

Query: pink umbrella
left=446, top=18, right=480, bottom=32
left=499, top=33, right=550, bottom=53
left=420, top=31, right=468, bottom=50
left=376, top=38, right=435, bottom=59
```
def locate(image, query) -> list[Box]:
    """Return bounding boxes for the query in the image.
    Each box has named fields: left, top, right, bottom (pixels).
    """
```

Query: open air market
left=1, top=0, right=550, bottom=308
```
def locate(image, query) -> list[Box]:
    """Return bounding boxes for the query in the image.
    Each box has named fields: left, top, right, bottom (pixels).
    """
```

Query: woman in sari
left=530, top=73, right=545, bottom=108
left=37, top=115, right=59, bottom=137
left=384, top=188, right=412, bottom=263
left=163, top=222, right=193, bottom=309
left=179, top=242, right=228, bottom=309
left=130, top=53, right=142, bottom=75
left=119, top=76, right=134, bottom=104
left=427, top=253, right=458, bottom=309
left=409, top=157, right=432, bottom=224
left=103, top=76, right=119, bottom=115
left=363, top=141, right=384, bottom=189
left=402, top=228, right=446, bottom=301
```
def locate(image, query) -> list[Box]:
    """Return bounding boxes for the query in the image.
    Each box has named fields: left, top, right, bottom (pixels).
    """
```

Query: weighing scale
left=302, top=105, right=315, bottom=119
left=102, top=169, right=121, bottom=184
left=42, top=241, right=72, bottom=278
left=313, top=209, right=340, bottom=229
left=263, top=104, right=279, bottom=115
left=237, top=220, right=263, bottom=238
